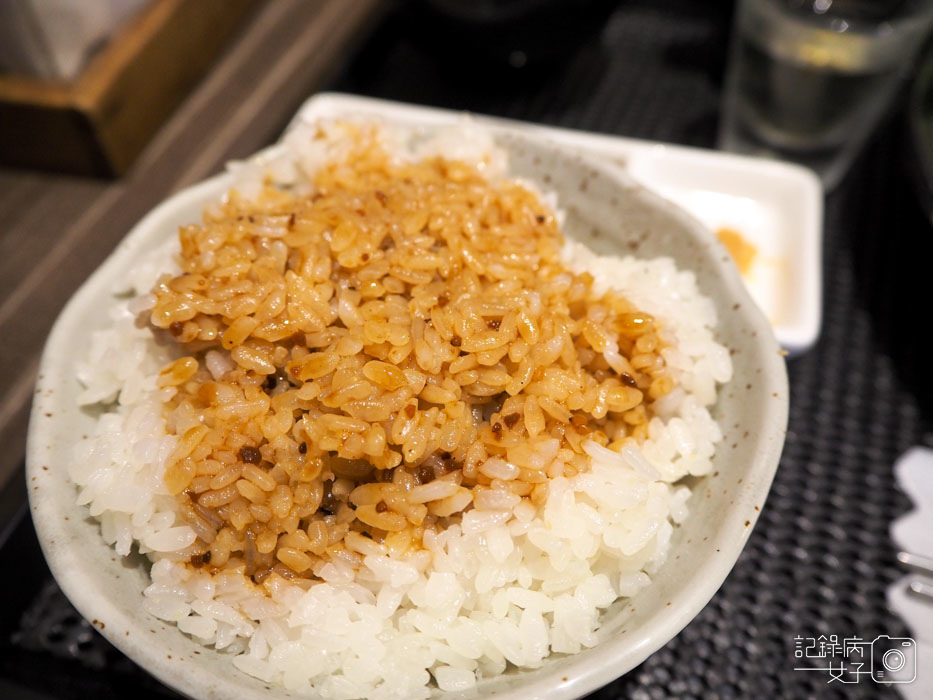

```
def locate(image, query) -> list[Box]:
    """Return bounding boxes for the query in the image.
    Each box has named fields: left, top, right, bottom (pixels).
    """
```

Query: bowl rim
left=26, top=126, right=788, bottom=700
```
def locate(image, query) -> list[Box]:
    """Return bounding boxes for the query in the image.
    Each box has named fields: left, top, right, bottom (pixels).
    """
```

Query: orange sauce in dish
left=716, top=227, right=757, bottom=276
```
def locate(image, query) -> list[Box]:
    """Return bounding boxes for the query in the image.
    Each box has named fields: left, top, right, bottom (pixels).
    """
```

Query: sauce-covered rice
left=71, top=121, right=731, bottom=699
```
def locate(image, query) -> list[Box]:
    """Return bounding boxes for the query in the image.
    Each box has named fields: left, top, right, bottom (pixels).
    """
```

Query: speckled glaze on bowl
left=26, top=127, right=788, bottom=700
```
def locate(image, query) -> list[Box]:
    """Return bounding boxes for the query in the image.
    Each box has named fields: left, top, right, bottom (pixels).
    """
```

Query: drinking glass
left=719, top=0, right=933, bottom=191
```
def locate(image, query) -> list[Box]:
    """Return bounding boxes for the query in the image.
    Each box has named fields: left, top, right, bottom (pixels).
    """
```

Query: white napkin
left=888, top=447, right=933, bottom=699
left=0, top=0, right=147, bottom=80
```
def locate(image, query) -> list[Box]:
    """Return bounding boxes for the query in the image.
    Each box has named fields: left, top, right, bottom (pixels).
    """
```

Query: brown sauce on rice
left=148, top=126, right=675, bottom=586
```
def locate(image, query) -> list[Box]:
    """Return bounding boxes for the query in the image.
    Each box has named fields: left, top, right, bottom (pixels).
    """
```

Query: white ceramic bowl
left=26, top=128, right=789, bottom=700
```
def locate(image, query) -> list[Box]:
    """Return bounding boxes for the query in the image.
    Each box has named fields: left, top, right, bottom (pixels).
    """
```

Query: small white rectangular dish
left=291, top=93, right=823, bottom=355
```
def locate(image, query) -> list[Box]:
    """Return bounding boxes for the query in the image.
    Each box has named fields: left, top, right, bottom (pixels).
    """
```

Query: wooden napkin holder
left=0, top=0, right=257, bottom=176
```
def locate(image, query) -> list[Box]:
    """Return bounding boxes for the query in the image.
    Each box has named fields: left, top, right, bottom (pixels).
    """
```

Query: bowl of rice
left=26, top=119, right=787, bottom=700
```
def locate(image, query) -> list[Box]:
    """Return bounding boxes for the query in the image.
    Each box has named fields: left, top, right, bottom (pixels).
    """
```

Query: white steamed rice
left=70, top=120, right=731, bottom=699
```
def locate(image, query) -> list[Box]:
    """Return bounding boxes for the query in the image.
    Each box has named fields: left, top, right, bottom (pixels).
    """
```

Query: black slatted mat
left=4, top=1, right=931, bottom=697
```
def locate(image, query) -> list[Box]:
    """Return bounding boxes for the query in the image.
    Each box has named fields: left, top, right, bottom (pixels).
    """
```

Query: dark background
left=2, top=0, right=931, bottom=698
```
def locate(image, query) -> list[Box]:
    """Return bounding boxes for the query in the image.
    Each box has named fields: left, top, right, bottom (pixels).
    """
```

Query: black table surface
left=3, top=1, right=932, bottom=698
